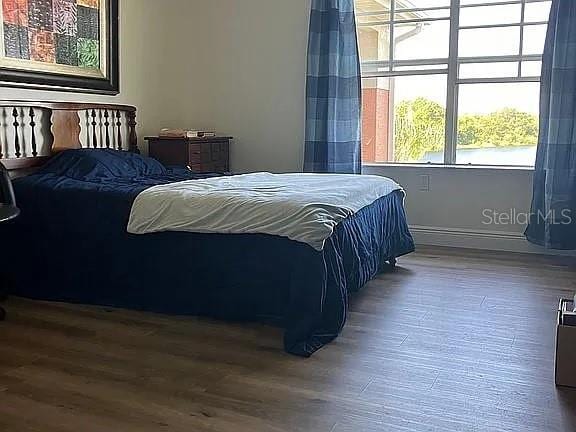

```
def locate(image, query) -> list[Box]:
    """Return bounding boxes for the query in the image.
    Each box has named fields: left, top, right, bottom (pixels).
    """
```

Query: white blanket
left=127, top=172, right=402, bottom=251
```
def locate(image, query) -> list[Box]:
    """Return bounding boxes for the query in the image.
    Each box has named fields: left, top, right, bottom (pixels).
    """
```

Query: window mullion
left=518, top=0, right=526, bottom=77
left=389, top=0, right=395, bottom=73
left=445, top=0, right=461, bottom=165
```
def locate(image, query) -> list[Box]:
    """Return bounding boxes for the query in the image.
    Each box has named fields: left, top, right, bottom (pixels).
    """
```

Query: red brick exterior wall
left=362, top=87, right=390, bottom=163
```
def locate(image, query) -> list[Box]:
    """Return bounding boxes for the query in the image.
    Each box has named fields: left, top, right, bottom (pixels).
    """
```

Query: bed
left=0, top=101, right=415, bottom=357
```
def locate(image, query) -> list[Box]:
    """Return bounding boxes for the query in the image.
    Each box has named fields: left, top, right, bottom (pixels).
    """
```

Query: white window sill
left=362, top=163, right=535, bottom=172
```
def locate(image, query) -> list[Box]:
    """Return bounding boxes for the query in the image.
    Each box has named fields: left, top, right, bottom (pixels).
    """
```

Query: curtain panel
left=304, top=0, right=362, bottom=174
left=526, top=0, right=576, bottom=249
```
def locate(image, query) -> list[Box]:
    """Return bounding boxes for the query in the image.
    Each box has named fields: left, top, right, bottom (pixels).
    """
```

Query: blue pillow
left=41, top=149, right=166, bottom=181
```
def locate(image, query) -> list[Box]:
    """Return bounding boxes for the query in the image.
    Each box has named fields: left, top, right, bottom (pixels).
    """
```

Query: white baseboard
left=410, top=225, right=576, bottom=256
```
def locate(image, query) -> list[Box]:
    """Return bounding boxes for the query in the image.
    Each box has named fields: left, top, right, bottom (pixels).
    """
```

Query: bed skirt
left=3, top=189, right=414, bottom=357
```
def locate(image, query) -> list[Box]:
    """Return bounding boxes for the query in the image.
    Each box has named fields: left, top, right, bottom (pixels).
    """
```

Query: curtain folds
left=304, top=0, right=362, bottom=174
left=525, top=0, right=576, bottom=249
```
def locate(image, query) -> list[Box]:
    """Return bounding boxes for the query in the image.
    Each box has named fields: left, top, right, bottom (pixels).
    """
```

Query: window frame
left=356, top=0, right=549, bottom=167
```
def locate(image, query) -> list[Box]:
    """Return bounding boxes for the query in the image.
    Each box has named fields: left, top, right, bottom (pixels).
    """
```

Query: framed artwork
left=0, top=0, right=119, bottom=94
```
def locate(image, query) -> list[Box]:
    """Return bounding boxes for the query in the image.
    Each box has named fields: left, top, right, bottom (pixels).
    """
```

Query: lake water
left=421, top=145, right=537, bottom=166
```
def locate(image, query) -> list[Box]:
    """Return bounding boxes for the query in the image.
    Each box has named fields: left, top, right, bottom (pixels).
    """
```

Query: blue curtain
left=525, top=0, right=576, bottom=249
left=304, top=0, right=362, bottom=174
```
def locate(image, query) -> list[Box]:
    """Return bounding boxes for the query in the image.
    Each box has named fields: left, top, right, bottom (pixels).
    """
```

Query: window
left=356, top=0, right=551, bottom=166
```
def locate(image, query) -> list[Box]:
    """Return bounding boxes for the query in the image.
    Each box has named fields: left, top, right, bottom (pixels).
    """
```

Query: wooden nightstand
left=146, top=136, right=232, bottom=173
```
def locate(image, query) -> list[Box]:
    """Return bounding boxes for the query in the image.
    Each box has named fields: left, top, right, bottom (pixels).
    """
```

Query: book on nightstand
left=159, top=128, right=216, bottom=138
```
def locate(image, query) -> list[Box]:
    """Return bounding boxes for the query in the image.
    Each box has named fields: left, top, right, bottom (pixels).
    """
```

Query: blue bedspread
left=2, top=150, right=415, bottom=356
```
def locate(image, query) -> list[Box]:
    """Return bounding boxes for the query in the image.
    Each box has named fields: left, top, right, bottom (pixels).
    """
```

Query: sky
left=387, top=0, right=551, bottom=115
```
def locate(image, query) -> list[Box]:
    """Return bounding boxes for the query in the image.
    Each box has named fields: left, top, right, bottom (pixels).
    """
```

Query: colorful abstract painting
left=1, top=0, right=104, bottom=75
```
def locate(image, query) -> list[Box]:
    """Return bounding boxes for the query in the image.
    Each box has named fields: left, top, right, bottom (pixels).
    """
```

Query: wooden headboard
left=0, top=101, right=139, bottom=172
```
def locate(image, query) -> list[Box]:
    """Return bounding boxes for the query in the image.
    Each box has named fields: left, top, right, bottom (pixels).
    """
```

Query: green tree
left=394, top=98, right=445, bottom=162
left=394, top=99, right=539, bottom=161
left=458, top=114, right=484, bottom=147
left=457, top=108, right=538, bottom=148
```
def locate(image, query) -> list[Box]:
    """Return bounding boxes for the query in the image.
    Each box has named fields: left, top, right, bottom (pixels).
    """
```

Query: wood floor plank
left=1, top=246, right=575, bottom=431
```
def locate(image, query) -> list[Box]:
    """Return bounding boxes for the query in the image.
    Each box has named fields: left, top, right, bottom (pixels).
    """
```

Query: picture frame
left=0, top=0, right=119, bottom=95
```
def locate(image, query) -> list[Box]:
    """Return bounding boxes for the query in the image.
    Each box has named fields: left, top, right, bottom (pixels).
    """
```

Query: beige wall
left=364, top=164, right=533, bottom=231
left=177, top=0, right=311, bottom=174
